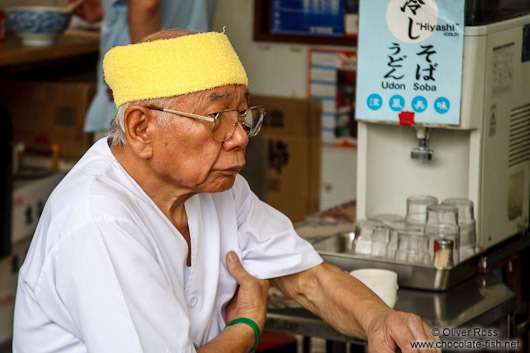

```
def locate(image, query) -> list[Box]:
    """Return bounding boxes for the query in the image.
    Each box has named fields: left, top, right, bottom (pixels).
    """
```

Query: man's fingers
left=389, top=313, right=437, bottom=352
left=225, top=251, right=270, bottom=327
left=226, top=251, right=251, bottom=282
left=369, top=312, right=440, bottom=353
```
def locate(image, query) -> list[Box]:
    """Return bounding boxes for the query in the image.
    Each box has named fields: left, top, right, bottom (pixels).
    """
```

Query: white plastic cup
left=350, top=269, right=398, bottom=308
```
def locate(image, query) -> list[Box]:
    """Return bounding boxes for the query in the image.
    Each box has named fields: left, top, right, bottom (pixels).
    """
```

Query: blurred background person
left=71, top=0, right=218, bottom=138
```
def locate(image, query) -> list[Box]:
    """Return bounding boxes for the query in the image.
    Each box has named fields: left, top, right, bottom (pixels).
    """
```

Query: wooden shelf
left=0, top=29, right=99, bottom=67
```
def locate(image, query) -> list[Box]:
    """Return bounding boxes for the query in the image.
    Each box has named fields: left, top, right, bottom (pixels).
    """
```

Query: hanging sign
left=355, top=0, right=465, bottom=125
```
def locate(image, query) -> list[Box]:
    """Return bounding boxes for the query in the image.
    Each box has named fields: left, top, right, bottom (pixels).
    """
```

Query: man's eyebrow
left=207, top=92, right=232, bottom=102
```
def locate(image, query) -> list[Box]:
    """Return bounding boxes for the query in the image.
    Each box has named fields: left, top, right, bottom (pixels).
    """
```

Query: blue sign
left=355, top=0, right=465, bottom=125
left=412, top=95, right=428, bottom=113
left=367, top=93, right=383, bottom=110
left=270, top=0, right=345, bottom=37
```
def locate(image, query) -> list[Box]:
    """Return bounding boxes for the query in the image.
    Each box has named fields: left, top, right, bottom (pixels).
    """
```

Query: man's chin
left=205, top=175, right=237, bottom=194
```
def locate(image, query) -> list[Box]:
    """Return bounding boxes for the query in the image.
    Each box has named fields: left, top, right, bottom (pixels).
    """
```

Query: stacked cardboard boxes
left=247, top=95, right=321, bottom=223
left=0, top=78, right=95, bottom=158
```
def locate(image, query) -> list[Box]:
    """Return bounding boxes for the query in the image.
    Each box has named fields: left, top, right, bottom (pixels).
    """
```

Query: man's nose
left=224, top=122, right=249, bottom=149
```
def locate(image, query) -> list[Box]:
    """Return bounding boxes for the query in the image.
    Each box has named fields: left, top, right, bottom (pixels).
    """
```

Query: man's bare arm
left=271, top=262, right=440, bottom=353
left=128, top=0, right=161, bottom=43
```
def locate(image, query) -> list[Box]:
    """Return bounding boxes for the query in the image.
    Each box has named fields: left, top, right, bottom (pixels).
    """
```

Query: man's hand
left=225, top=251, right=269, bottom=330
left=197, top=253, right=269, bottom=352
left=366, top=311, right=441, bottom=352
left=70, top=0, right=103, bottom=23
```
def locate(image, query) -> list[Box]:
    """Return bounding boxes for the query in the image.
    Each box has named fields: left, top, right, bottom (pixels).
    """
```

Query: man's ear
left=124, top=105, right=155, bottom=159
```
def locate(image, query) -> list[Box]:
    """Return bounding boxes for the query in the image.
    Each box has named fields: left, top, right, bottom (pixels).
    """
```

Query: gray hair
left=108, top=96, right=175, bottom=146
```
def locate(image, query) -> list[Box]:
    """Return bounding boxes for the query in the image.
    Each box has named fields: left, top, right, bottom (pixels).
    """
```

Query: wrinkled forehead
left=173, top=85, right=250, bottom=108
left=103, top=32, right=248, bottom=108
left=204, top=85, right=250, bottom=103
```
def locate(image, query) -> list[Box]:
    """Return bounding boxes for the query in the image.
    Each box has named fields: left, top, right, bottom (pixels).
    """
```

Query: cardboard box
left=11, top=172, right=65, bottom=244
left=246, top=95, right=321, bottom=223
left=0, top=79, right=95, bottom=158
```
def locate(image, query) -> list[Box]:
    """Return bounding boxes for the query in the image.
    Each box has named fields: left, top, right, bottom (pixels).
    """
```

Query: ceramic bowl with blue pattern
left=6, top=6, right=73, bottom=46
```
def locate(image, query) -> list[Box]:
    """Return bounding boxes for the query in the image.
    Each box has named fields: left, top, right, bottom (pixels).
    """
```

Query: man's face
left=148, top=84, right=249, bottom=194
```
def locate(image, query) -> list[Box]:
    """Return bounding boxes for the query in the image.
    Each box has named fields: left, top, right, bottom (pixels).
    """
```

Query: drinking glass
left=442, top=198, right=474, bottom=221
left=426, top=204, right=459, bottom=225
left=371, top=226, right=390, bottom=258
left=353, top=220, right=385, bottom=256
left=372, top=214, right=404, bottom=226
left=395, top=229, right=430, bottom=264
left=405, top=195, right=438, bottom=226
left=372, top=214, right=404, bottom=260
left=442, top=198, right=476, bottom=260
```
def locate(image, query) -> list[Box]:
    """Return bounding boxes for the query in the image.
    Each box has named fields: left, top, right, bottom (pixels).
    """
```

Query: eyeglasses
left=145, top=105, right=267, bottom=142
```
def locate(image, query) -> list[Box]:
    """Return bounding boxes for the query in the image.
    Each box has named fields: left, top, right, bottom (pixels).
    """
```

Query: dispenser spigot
left=411, top=126, right=433, bottom=161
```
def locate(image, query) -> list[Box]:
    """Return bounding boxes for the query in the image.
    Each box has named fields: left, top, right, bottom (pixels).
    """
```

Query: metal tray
left=312, top=232, right=481, bottom=291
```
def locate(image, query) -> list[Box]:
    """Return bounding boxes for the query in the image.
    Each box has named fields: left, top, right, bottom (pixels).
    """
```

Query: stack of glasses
left=352, top=195, right=477, bottom=268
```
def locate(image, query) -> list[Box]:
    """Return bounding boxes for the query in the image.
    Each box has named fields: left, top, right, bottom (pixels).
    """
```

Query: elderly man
left=13, top=30, right=439, bottom=353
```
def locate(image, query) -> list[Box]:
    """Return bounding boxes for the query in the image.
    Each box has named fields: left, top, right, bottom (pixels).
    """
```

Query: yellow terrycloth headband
left=103, top=32, right=248, bottom=107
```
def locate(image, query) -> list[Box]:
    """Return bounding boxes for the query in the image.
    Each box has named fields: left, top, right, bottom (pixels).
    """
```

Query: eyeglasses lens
left=247, top=107, right=265, bottom=137
left=212, top=107, right=265, bottom=141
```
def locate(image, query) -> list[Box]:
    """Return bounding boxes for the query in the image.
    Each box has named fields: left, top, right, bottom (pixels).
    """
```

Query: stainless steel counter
left=265, top=273, right=515, bottom=345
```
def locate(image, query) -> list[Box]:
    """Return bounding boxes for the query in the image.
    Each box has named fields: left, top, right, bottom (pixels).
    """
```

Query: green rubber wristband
left=225, top=318, right=261, bottom=353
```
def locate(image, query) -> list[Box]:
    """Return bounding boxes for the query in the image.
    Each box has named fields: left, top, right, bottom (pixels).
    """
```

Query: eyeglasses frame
left=144, top=105, right=266, bottom=142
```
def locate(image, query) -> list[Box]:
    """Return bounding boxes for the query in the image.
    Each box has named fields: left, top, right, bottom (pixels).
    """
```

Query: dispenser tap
left=411, top=126, right=433, bottom=161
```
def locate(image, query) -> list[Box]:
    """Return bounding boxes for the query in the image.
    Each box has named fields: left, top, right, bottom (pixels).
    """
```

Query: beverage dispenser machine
left=355, top=0, right=530, bottom=252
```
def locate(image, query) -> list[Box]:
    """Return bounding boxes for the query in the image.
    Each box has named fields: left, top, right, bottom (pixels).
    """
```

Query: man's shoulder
left=38, top=147, right=145, bottom=243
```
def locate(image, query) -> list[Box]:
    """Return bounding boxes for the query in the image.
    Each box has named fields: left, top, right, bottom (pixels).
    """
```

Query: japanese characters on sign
left=355, top=0, right=465, bottom=125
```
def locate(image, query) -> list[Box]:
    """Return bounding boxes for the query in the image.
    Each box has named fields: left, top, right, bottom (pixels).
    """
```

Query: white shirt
left=13, top=138, right=323, bottom=353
